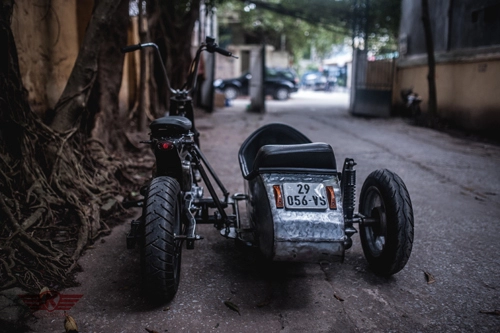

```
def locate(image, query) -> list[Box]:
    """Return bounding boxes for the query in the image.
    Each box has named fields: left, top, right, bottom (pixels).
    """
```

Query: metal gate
left=350, top=49, right=395, bottom=117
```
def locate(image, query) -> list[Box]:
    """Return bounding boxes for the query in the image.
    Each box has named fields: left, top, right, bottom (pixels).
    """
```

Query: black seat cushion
left=239, top=123, right=312, bottom=178
left=247, top=143, right=336, bottom=179
left=150, top=116, right=192, bottom=135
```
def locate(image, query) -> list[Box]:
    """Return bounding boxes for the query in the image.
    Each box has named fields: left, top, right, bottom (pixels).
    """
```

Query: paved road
left=28, top=90, right=500, bottom=332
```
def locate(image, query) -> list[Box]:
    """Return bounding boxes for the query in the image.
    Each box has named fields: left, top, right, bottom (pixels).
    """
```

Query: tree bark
left=50, top=0, right=128, bottom=134
left=138, top=0, right=149, bottom=131
left=0, top=0, right=33, bottom=154
left=89, top=0, right=130, bottom=149
left=148, top=0, right=201, bottom=114
left=421, top=0, right=438, bottom=121
left=1, top=0, right=132, bottom=292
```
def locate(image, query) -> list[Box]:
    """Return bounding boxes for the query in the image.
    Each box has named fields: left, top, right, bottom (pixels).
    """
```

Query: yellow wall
left=395, top=59, right=500, bottom=131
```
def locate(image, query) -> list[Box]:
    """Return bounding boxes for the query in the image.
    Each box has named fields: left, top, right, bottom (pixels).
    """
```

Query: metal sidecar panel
left=247, top=172, right=345, bottom=263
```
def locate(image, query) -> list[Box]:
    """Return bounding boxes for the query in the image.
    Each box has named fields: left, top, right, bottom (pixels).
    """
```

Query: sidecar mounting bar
left=191, top=145, right=230, bottom=223
left=193, top=145, right=230, bottom=201
left=347, top=213, right=378, bottom=225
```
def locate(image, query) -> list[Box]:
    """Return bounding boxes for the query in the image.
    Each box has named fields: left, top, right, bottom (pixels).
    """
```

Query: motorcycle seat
left=150, top=116, right=192, bottom=136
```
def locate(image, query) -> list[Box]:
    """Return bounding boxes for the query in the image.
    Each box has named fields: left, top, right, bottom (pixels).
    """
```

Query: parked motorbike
left=123, top=37, right=414, bottom=303
left=401, top=88, right=422, bottom=124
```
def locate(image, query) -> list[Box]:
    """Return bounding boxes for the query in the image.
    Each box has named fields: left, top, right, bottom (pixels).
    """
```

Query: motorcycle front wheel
left=359, top=169, right=414, bottom=276
left=141, top=176, right=182, bottom=303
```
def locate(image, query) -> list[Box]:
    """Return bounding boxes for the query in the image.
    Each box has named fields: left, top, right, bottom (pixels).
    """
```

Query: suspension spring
left=342, top=158, right=357, bottom=221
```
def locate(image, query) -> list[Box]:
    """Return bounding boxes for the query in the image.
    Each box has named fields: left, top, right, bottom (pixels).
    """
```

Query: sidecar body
left=238, top=124, right=346, bottom=262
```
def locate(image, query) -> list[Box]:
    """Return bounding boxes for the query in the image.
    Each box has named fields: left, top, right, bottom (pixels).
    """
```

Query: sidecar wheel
left=359, top=169, right=414, bottom=276
left=141, top=176, right=182, bottom=303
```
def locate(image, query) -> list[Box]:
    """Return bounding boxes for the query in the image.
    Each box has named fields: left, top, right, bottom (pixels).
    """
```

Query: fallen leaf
left=39, top=287, right=55, bottom=304
left=64, top=313, right=78, bottom=333
left=145, top=329, right=159, bottom=333
left=334, top=294, right=344, bottom=302
left=224, top=300, right=240, bottom=315
left=479, top=310, right=500, bottom=316
left=39, top=286, right=51, bottom=298
left=423, top=271, right=435, bottom=284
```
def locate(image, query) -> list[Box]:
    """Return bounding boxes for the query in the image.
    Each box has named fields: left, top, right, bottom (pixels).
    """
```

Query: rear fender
left=247, top=172, right=345, bottom=262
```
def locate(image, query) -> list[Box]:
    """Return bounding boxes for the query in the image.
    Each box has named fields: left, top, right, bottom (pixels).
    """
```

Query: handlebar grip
left=214, top=47, right=233, bottom=57
left=121, top=44, right=142, bottom=53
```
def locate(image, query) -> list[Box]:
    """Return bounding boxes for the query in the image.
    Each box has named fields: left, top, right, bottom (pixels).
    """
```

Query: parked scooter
left=401, top=88, right=422, bottom=124
left=123, top=37, right=414, bottom=303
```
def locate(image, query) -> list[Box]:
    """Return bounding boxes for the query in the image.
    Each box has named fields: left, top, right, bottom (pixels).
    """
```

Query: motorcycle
left=401, top=88, right=423, bottom=124
left=122, top=37, right=414, bottom=303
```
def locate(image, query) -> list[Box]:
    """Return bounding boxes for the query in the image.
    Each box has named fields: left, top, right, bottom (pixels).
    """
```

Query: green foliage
left=217, top=0, right=401, bottom=58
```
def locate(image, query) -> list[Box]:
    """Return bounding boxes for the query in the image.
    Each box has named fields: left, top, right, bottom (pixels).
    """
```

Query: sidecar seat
left=239, top=123, right=337, bottom=180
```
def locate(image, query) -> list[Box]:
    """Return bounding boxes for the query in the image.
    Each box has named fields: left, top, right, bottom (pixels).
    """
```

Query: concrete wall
left=396, top=57, right=500, bottom=131
left=397, top=0, right=500, bottom=133
left=399, top=0, right=500, bottom=55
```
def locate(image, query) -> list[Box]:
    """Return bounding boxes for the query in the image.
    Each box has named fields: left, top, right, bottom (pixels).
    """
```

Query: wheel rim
left=362, top=186, right=387, bottom=257
left=276, top=88, right=288, bottom=100
left=225, top=87, right=237, bottom=100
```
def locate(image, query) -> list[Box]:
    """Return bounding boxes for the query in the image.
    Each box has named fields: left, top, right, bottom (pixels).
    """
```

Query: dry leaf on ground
left=224, top=300, right=241, bottom=315
left=423, top=271, right=435, bottom=284
left=64, top=313, right=78, bottom=333
left=479, top=310, right=500, bottom=316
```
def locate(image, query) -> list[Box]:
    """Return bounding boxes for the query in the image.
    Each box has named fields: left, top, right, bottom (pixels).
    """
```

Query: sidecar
left=237, top=123, right=414, bottom=276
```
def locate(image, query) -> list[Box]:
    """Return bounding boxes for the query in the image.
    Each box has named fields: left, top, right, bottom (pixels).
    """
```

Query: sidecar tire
left=141, top=176, right=182, bottom=303
left=359, top=169, right=414, bottom=276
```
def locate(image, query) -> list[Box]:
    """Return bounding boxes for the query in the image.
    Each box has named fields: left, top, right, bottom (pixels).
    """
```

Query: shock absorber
left=341, top=158, right=357, bottom=249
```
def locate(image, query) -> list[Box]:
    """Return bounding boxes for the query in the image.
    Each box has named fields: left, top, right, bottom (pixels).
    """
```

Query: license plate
left=283, top=183, right=328, bottom=210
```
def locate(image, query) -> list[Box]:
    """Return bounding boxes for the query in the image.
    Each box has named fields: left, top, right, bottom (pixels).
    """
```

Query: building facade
left=396, top=0, right=500, bottom=134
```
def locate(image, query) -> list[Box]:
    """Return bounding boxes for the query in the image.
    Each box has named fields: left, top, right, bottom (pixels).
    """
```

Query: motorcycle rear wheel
left=359, top=169, right=414, bottom=276
left=141, top=176, right=182, bottom=303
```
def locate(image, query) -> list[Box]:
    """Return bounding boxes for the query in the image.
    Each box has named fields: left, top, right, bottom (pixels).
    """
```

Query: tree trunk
left=0, top=0, right=32, bottom=156
left=1, top=0, right=78, bottom=290
left=421, top=0, right=438, bottom=122
left=1, top=0, right=132, bottom=292
left=50, top=0, right=128, bottom=134
left=137, top=0, right=149, bottom=131
left=148, top=0, right=201, bottom=114
left=89, top=0, right=130, bottom=150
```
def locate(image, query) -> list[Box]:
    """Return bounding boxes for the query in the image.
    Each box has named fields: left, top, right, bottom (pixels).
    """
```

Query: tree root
left=0, top=128, right=147, bottom=293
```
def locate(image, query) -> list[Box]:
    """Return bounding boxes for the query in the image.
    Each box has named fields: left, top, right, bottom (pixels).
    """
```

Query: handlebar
left=213, top=46, right=234, bottom=57
left=121, top=37, right=237, bottom=95
left=121, top=44, right=142, bottom=53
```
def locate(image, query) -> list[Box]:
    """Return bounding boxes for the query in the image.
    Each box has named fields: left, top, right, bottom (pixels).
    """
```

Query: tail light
left=273, top=185, right=284, bottom=208
left=326, top=186, right=337, bottom=210
left=157, top=141, right=175, bottom=150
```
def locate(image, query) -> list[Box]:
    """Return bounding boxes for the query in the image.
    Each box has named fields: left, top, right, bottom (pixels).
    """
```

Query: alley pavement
left=25, top=90, right=500, bottom=332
